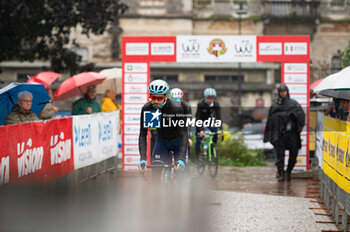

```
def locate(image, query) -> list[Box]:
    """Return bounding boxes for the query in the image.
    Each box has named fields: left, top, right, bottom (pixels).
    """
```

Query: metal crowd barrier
left=49, top=156, right=119, bottom=187
left=319, top=169, right=349, bottom=231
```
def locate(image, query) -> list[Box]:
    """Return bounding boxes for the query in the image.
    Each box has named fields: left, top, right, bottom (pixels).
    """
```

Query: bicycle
left=196, top=131, right=224, bottom=179
left=140, top=151, right=177, bottom=185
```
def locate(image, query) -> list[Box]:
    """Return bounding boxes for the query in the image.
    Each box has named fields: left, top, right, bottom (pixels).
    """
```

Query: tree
left=0, top=0, right=128, bottom=74
left=340, top=40, right=350, bottom=68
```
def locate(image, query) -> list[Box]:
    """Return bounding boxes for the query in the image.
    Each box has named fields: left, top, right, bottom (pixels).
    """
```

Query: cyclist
left=195, top=87, right=223, bottom=164
left=169, top=88, right=193, bottom=169
left=138, top=80, right=188, bottom=178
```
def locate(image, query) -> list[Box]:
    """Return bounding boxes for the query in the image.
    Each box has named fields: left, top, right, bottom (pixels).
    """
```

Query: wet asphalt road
left=0, top=160, right=338, bottom=232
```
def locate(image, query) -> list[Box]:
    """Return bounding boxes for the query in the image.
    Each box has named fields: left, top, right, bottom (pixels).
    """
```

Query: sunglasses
left=150, top=95, right=165, bottom=101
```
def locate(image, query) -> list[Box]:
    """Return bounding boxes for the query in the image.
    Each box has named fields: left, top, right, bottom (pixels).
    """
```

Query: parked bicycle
left=196, top=131, right=224, bottom=178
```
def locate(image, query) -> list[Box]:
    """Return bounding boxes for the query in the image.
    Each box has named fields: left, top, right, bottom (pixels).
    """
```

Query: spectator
left=39, top=87, right=58, bottom=120
left=338, top=99, right=350, bottom=121
left=263, top=84, right=305, bottom=181
left=5, top=91, right=39, bottom=125
left=101, top=89, right=122, bottom=133
left=72, top=85, right=101, bottom=115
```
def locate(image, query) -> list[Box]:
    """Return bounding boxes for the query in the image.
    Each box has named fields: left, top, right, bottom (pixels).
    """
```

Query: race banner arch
left=121, top=35, right=310, bottom=171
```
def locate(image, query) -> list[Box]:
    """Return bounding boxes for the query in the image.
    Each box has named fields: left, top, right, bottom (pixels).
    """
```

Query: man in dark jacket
left=264, top=84, right=305, bottom=181
left=72, top=85, right=101, bottom=115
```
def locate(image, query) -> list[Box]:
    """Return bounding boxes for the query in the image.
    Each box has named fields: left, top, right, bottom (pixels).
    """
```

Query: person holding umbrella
left=72, top=85, right=101, bottom=115
left=5, top=91, right=39, bottom=125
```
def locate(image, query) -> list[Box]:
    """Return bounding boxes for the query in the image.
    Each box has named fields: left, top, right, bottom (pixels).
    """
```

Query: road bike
left=197, top=131, right=223, bottom=179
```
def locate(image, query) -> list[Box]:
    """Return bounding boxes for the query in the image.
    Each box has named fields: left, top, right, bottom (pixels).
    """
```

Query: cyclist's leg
left=195, top=128, right=202, bottom=160
left=152, top=137, right=171, bottom=182
left=209, top=127, right=218, bottom=144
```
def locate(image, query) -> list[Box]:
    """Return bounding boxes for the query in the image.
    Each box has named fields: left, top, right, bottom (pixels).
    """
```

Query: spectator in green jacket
left=72, top=85, right=101, bottom=115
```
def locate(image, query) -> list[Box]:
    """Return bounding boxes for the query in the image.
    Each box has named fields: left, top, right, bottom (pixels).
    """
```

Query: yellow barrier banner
left=309, top=111, right=317, bottom=151
left=323, top=117, right=350, bottom=194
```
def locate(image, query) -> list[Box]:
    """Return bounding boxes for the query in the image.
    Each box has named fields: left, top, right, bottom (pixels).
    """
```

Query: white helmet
left=169, top=88, right=183, bottom=102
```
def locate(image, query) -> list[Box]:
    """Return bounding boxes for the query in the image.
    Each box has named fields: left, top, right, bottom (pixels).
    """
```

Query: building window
left=151, top=74, right=178, bottom=82
left=17, top=73, right=34, bottom=83
left=204, top=75, right=241, bottom=82
left=331, top=56, right=342, bottom=74
left=139, top=0, right=165, bottom=7
left=69, top=47, right=89, bottom=62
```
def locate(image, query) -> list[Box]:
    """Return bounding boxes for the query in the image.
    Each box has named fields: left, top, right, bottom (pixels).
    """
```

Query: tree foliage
left=340, top=40, right=350, bottom=68
left=0, top=0, right=128, bottom=74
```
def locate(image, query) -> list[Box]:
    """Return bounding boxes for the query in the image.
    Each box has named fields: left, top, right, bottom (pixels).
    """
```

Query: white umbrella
left=96, top=68, right=122, bottom=95
left=314, top=66, right=350, bottom=100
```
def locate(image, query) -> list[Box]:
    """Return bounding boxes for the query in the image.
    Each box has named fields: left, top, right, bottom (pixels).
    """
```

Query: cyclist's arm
left=195, top=101, right=204, bottom=132
left=138, top=108, right=148, bottom=161
left=215, top=101, right=223, bottom=130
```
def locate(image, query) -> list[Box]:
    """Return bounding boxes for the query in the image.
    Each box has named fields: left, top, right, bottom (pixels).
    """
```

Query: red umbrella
left=27, top=72, right=61, bottom=88
left=52, top=72, right=107, bottom=101
left=310, top=78, right=324, bottom=90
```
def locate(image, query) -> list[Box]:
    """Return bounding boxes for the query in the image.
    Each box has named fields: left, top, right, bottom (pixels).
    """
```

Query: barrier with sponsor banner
left=0, top=111, right=119, bottom=185
left=121, top=35, right=310, bottom=171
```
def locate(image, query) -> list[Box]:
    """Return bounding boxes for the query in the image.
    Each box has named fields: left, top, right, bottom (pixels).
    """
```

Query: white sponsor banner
left=284, top=43, right=308, bottom=55
left=125, top=135, right=139, bottom=145
left=73, top=111, right=119, bottom=169
left=124, top=124, right=140, bottom=134
left=176, top=36, right=257, bottom=63
left=151, top=43, right=175, bottom=55
left=290, top=94, right=307, bottom=105
left=124, top=155, right=140, bottom=165
left=124, top=165, right=138, bottom=171
left=124, top=104, right=144, bottom=114
left=284, top=63, right=308, bottom=73
left=284, top=74, right=307, bottom=83
left=125, top=114, right=141, bottom=124
left=124, top=73, right=148, bottom=83
left=124, top=63, right=148, bottom=73
left=301, top=135, right=307, bottom=145
left=287, top=84, right=307, bottom=94
left=124, top=94, right=148, bottom=103
left=124, top=84, right=148, bottom=93
left=124, top=145, right=139, bottom=155
left=259, top=43, right=282, bottom=55
left=126, top=43, right=149, bottom=55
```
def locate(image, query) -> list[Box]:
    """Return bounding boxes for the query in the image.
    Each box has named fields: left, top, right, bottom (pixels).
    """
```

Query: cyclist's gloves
left=177, top=160, right=185, bottom=171
left=138, top=160, right=147, bottom=170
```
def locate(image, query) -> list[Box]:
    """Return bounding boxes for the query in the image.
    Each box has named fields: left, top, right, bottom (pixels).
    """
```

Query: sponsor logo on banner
left=284, top=43, right=308, bottom=55
left=151, top=43, right=174, bottom=55
left=124, top=156, right=140, bottom=165
left=74, top=124, right=92, bottom=147
left=126, top=43, right=149, bottom=55
left=50, top=132, right=72, bottom=165
left=124, top=146, right=139, bottom=155
left=290, top=94, right=307, bottom=105
left=284, top=63, right=307, bottom=73
left=125, top=114, right=141, bottom=124
left=180, top=38, right=200, bottom=59
left=17, top=139, right=44, bottom=178
left=125, top=104, right=143, bottom=114
left=124, top=84, right=147, bottom=93
left=208, top=38, right=227, bottom=57
left=99, top=120, right=113, bottom=142
left=232, top=36, right=257, bottom=62
left=124, top=94, right=148, bottom=103
left=259, top=43, right=282, bottom=55
left=287, top=84, right=307, bottom=94
left=125, top=135, right=139, bottom=144
left=143, top=109, right=161, bottom=128
left=125, top=73, right=148, bottom=83
left=125, top=125, right=140, bottom=134
left=284, top=74, right=307, bottom=83
left=0, top=156, right=9, bottom=185
left=125, top=63, right=148, bottom=73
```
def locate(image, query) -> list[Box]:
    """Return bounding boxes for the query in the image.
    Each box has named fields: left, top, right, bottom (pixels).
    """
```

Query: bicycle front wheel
left=208, top=144, right=218, bottom=178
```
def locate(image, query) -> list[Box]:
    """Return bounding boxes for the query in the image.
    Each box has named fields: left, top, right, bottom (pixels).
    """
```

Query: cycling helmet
left=169, top=88, right=183, bottom=102
left=204, top=88, right=217, bottom=98
left=148, top=79, right=169, bottom=95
